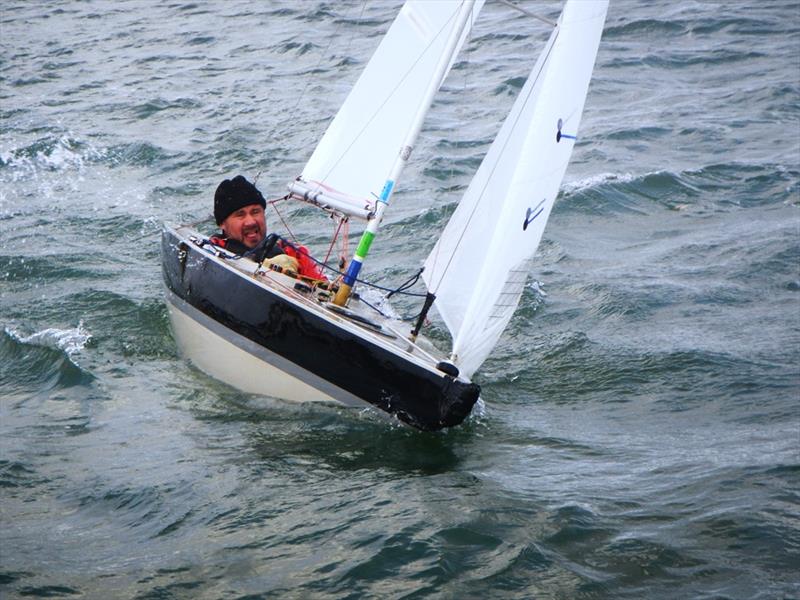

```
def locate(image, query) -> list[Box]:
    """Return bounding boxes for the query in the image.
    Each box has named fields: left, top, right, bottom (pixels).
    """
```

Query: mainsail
left=423, top=0, right=609, bottom=377
left=291, top=0, right=486, bottom=217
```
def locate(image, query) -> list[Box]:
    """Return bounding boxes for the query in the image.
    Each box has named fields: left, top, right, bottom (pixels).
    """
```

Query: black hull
left=161, top=226, right=480, bottom=431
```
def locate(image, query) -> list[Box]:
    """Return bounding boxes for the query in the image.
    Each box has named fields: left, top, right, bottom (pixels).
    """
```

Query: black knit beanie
left=214, top=175, right=266, bottom=225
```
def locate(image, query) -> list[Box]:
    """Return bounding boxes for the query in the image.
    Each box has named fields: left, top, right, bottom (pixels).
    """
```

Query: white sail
left=423, top=0, right=609, bottom=378
left=294, top=0, right=485, bottom=216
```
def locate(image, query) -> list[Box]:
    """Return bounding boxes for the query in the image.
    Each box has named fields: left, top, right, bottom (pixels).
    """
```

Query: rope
left=262, top=195, right=420, bottom=298
left=497, top=0, right=557, bottom=27
left=323, top=216, right=348, bottom=265
left=386, top=268, right=425, bottom=299
left=308, top=253, right=427, bottom=298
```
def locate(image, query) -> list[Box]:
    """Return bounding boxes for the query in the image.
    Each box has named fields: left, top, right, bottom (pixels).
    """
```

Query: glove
left=262, top=254, right=299, bottom=275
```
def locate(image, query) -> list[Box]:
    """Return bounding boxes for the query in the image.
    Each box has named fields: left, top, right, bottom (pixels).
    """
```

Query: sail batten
left=423, top=0, right=609, bottom=378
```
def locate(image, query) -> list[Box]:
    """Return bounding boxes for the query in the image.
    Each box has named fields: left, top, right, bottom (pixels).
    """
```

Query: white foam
left=528, top=279, right=547, bottom=297
left=561, top=172, right=637, bottom=194
left=360, top=286, right=402, bottom=320
left=8, top=322, right=92, bottom=356
left=0, top=134, right=107, bottom=183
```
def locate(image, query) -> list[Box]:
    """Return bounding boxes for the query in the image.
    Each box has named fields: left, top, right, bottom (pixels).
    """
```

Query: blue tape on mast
left=379, top=180, right=394, bottom=204
left=342, top=258, right=362, bottom=286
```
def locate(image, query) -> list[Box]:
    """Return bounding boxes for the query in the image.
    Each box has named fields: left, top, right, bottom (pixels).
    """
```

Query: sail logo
left=556, top=118, right=576, bottom=143
left=523, top=200, right=546, bottom=231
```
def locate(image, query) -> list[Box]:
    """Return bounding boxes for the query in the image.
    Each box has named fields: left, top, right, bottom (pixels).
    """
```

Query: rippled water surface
left=1, top=1, right=799, bottom=598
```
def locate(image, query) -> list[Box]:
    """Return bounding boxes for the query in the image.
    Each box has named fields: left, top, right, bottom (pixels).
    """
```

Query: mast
left=333, top=0, right=477, bottom=306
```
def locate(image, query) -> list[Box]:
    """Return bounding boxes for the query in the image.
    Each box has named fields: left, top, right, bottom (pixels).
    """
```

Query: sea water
left=1, top=1, right=798, bottom=598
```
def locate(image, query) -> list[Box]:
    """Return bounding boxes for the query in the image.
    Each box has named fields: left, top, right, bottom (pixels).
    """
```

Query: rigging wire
left=267, top=196, right=298, bottom=245
left=308, top=254, right=427, bottom=298
left=323, top=215, right=348, bottom=265
left=212, top=216, right=426, bottom=299
left=261, top=192, right=424, bottom=298
left=496, top=0, right=557, bottom=27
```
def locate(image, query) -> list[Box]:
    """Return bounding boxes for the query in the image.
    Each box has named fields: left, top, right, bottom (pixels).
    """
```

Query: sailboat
left=161, top=0, right=609, bottom=430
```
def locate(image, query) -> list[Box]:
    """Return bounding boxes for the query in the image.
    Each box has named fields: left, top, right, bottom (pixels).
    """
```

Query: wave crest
left=10, top=322, right=92, bottom=356
left=0, top=135, right=107, bottom=181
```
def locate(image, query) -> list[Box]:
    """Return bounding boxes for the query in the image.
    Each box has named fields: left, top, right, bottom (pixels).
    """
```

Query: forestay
left=423, top=0, right=609, bottom=378
left=291, top=0, right=486, bottom=218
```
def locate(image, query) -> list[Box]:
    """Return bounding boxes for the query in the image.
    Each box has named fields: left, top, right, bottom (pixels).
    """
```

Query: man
left=211, top=175, right=326, bottom=280
left=212, top=174, right=269, bottom=253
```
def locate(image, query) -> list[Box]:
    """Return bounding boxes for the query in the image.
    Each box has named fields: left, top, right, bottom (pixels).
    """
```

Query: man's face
left=221, top=204, right=266, bottom=248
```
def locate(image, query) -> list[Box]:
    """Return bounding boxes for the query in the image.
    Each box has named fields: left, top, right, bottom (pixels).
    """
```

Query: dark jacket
left=209, top=233, right=284, bottom=262
left=210, top=233, right=326, bottom=280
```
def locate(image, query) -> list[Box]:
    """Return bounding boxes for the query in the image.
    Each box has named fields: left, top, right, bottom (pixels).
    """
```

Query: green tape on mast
left=355, top=230, right=375, bottom=260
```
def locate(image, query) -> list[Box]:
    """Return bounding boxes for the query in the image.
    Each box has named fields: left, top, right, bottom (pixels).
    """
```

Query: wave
left=10, top=323, right=91, bottom=356
left=604, top=18, right=687, bottom=38
left=606, top=48, right=768, bottom=71
left=47, top=290, right=175, bottom=361
left=0, top=252, right=115, bottom=284
left=379, top=160, right=797, bottom=245
left=1, top=326, right=94, bottom=395
left=385, top=161, right=795, bottom=229
left=61, top=482, right=179, bottom=534
left=128, top=97, right=202, bottom=120
left=0, top=131, right=186, bottom=176
left=561, top=172, right=638, bottom=195
left=0, top=460, right=46, bottom=489
left=606, top=7, right=791, bottom=38
left=558, top=162, right=799, bottom=215
left=485, top=336, right=796, bottom=412
left=0, top=135, right=107, bottom=179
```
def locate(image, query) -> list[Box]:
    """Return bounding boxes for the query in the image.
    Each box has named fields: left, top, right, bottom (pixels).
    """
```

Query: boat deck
left=173, top=225, right=450, bottom=376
